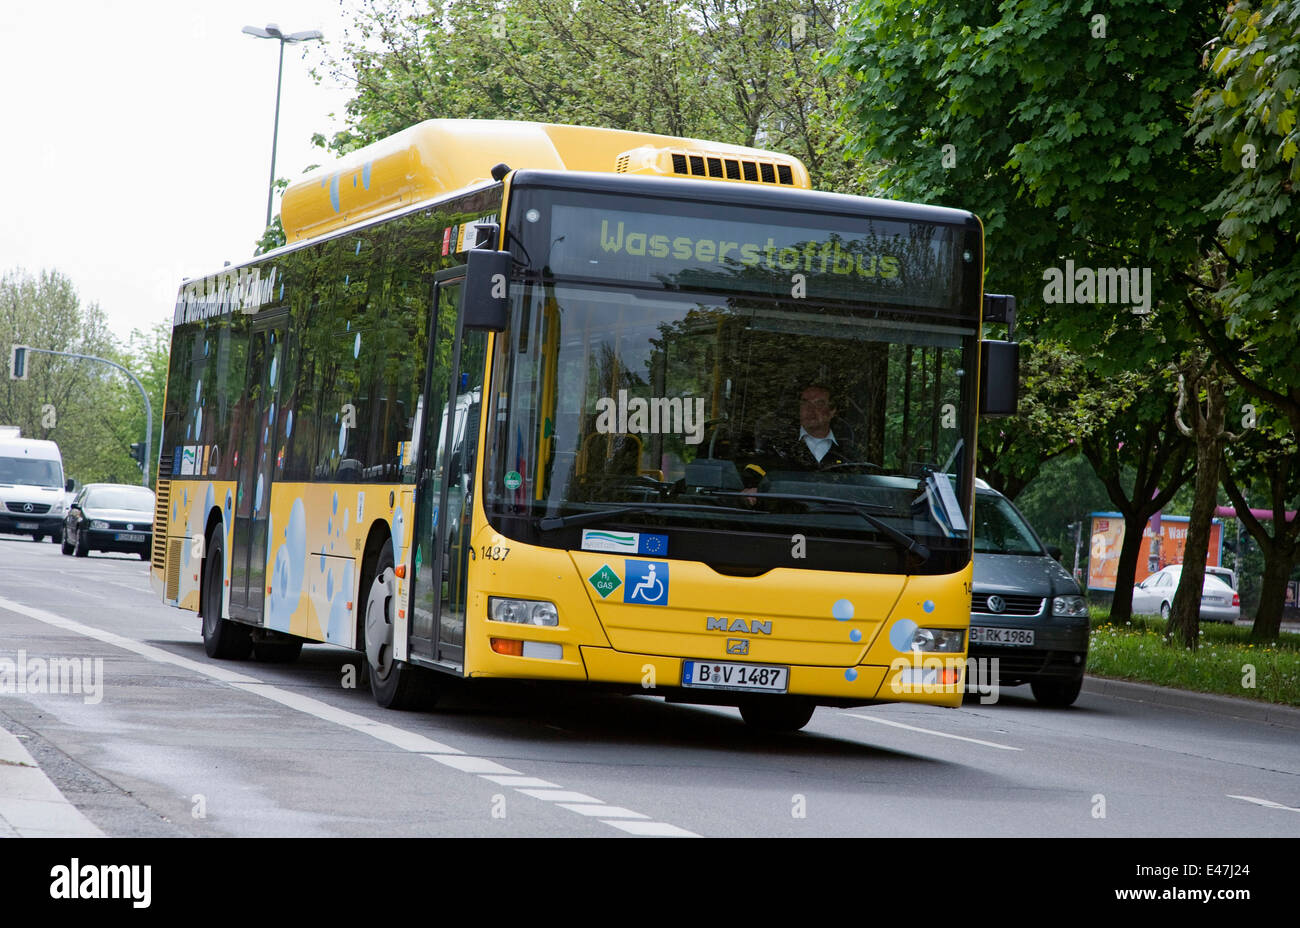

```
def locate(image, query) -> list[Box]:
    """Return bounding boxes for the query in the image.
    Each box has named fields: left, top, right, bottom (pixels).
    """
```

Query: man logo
left=986, top=595, right=1006, bottom=614
left=706, top=616, right=772, bottom=635
left=727, top=638, right=749, bottom=655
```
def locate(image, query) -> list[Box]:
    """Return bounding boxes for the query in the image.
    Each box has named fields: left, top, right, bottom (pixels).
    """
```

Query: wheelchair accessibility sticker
left=623, top=560, right=669, bottom=606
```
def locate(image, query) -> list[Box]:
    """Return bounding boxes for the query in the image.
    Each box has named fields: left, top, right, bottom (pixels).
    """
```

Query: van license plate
left=682, top=661, right=788, bottom=693
left=17, top=522, right=39, bottom=530
left=971, top=627, right=1034, bottom=646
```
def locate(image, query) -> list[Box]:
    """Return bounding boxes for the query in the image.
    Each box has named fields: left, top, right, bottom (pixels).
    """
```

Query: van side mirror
left=463, top=250, right=511, bottom=332
left=979, top=340, right=1020, bottom=418
left=65, top=478, right=74, bottom=492
left=1048, top=545, right=1062, bottom=561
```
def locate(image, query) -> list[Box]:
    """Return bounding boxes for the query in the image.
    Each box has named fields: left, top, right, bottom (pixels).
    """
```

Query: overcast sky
left=0, top=2, right=364, bottom=341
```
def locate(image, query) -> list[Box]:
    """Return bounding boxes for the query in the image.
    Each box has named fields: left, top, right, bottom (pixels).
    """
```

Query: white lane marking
left=424, top=754, right=520, bottom=775
left=516, top=789, right=604, bottom=803
left=480, top=775, right=560, bottom=788
left=1228, top=795, right=1300, bottom=812
left=604, top=820, right=699, bottom=837
left=842, top=712, right=1022, bottom=751
left=560, top=804, right=648, bottom=819
left=0, top=595, right=692, bottom=836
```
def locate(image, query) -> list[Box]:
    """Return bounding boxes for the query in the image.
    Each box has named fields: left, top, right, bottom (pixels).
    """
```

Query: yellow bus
left=152, top=119, right=1018, bottom=731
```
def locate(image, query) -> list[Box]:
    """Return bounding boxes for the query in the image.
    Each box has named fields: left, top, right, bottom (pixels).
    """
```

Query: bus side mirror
left=463, top=250, right=511, bottom=332
left=979, top=340, right=1019, bottom=418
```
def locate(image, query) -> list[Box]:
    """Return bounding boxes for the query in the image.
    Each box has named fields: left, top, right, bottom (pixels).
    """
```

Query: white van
left=0, top=435, right=69, bottom=542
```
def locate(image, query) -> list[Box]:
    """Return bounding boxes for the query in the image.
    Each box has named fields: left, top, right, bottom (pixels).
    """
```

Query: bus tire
left=365, top=539, right=435, bottom=710
left=201, top=532, right=252, bottom=660
left=739, top=697, right=815, bottom=733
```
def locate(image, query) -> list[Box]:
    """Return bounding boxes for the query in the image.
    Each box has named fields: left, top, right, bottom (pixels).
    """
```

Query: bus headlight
left=1052, top=595, right=1088, bottom=617
left=489, top=597, right=559, bottom=627
left=910, top=627, right=965, bottom=652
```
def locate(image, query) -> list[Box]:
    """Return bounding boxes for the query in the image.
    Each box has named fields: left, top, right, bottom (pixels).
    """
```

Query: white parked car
left=1132, top=564, right=1240, bottom=623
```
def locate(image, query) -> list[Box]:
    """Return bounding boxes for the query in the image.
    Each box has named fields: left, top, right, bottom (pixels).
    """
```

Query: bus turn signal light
left=491, top=638, right=524, bottom=656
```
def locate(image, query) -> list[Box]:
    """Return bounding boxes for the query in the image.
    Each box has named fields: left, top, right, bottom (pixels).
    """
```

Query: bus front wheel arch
left=361, top=536, right=436, bottom=710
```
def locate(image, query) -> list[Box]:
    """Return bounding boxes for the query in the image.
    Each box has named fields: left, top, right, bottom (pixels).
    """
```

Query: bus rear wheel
left=201, top=531, right=252, bottom=660
left=739, top=697, right=815, bottom=733
left=365, top=539, right=436, bottom=710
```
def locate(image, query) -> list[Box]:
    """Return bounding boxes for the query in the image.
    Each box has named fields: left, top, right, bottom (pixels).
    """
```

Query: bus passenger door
left=408, top=277, right=485, bottom=668
left=230, top=322, right=283, bottom=622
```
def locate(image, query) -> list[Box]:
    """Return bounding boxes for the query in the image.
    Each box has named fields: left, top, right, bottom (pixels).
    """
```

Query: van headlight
left=488, top=597, right=559, bottom=627
left=1052, top=595, right=1088, bottom=617
left=910, top=627, right=965, bottom=652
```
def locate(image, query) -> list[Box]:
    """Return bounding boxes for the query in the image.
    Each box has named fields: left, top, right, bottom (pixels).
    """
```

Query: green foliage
left=1087, top=616, right=1300, bottom=706
left=0, top=268, right=166, bottom=487
left=319, top=0, right=870, bottom=191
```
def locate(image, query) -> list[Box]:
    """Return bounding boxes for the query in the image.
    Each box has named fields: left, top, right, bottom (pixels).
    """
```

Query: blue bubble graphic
left=332, top=492, right=338, bottom=515
left=845, top=668, right=858, bottom=682
left=353, top=333, right=361, bottom=358
left=832, top=599, right=854, bottom=621
left=923, top=599, right=935, bottom=613
left=327, top=571, right=334, bottom=600
left=254, top=474, right=263, bottom=511
left=850, top=628, right=862, bottom=643
left=286, top=410, right=293, bottom=438
left=889, top=619, right=919, bottom=652
left=195, top=407, right=202, bottom=436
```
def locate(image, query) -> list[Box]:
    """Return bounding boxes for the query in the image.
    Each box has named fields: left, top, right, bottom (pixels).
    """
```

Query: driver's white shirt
left=799, top=427, right=837, bottom=463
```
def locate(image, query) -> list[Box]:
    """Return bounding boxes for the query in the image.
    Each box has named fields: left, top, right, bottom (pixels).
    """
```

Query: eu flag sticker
left=623, top=560, right=669, bottom=606
left=637, top=533, right=668, bottom=556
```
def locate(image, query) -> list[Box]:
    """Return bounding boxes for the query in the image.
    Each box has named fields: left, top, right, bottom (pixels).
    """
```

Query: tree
left=318, top=0, right=869, bottom=191
left=1222, top=421, right=1300, bottom=640
left=1188, top=0, right=1300, bottom=444
left=0, top=268, right=154, bottom=487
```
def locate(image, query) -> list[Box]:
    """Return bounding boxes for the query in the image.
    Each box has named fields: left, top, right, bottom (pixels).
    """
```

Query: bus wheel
left=739, top=697, right=815, bottom=733
left=365, top=539, right=435, bottom=710
left=201, top=532, right=252, bottom=660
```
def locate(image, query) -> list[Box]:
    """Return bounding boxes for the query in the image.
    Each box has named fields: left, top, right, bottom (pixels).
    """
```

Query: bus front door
left=408, top=277, right=485, bottom=669
left=229, top=322, right=284, bottom=622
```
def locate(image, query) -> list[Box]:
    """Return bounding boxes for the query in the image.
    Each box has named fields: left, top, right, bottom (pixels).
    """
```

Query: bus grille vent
left=668, top=150, right=796, bottom=186
left=615, top=155, right=630, bottom=173
left=166, top=538, right=183, bottom=601
left=152, top=477, right=170, bottom=570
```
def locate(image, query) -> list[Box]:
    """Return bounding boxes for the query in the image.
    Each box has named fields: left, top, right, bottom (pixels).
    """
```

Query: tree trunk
left=1108, top=512, right=1148, bottom=622
left=1252, top=544, right=1294, bottom=641
left=1168, top=375, right=1229, bottom=649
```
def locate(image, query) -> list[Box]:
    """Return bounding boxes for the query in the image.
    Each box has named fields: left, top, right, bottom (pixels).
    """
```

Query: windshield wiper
left=537, top=501, right=743, bottom=531
left=698, top=490, right=930, bottom=562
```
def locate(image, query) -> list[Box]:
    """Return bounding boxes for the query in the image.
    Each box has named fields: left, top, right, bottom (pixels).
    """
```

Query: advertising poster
left=1087, top=513, right=1223, bottom=591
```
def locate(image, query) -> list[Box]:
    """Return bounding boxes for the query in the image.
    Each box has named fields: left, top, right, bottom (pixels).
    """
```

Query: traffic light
left=130, top=442, right=146, bottom=469
left=9, top=345, right=28, bottom=380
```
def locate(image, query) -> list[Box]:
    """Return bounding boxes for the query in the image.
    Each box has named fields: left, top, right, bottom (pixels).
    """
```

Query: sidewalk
left=0, top=723, right=103, bottom=837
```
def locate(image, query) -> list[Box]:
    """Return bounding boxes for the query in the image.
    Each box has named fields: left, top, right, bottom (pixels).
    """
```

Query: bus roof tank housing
left=280, top=119, right=811, bottom=243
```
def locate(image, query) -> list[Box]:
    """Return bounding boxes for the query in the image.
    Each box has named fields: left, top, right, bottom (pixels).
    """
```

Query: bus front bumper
left=579, top=647, right=964, bottom=708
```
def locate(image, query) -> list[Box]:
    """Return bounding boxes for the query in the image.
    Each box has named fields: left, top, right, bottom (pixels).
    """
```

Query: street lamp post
left=242, top=23, right=323, bottom=230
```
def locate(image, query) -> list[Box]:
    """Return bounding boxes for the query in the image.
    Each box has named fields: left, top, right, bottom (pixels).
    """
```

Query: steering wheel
left=820, top=461, right=883, bottom=474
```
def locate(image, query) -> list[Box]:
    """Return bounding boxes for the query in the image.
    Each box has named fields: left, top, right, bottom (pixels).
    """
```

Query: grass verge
left=1086, top=608, right=1300, bottom=708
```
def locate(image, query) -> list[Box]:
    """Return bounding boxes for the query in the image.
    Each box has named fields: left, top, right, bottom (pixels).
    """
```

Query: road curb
left=0, top=721, right=104, bottom=837
left=1084, top=675, right=1300, bottom=731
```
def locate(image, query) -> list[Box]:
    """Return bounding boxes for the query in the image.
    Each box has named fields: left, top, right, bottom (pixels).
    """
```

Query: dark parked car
left=969, top=485, right=1089, bottom=706
left=62, top=483, right=155, bottom=559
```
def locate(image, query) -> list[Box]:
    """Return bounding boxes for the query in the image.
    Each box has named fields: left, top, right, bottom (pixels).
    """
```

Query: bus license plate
left=682, top=660, right=788, bottom=693
left=116, top=533, right=146, bottom=543
left=971, top=627, right=1034, bottom=646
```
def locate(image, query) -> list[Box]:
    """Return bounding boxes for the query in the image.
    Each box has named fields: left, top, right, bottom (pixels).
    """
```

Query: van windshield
left=0, top=456, right=61, bottom=487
